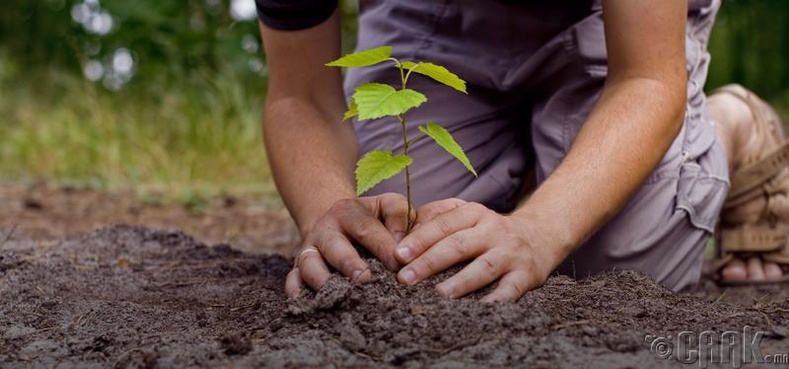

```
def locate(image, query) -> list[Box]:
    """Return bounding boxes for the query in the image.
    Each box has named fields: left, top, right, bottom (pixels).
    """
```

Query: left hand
left=393, top=198, right=556, bottom=302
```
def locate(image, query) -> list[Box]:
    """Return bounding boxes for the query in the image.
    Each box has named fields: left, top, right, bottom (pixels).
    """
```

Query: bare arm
left=511, top=0, right=689, bottom=264
left=260, top=10, right=409, bottom=298
left=394, top=0, right=689, bottom=301
left=260, top=10, right=356, bottom=235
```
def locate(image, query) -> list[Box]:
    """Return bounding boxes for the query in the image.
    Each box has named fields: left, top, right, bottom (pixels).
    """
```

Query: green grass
left=0, top=61, right=274, bottom=199
left=0, top=52, right=787, bottom=204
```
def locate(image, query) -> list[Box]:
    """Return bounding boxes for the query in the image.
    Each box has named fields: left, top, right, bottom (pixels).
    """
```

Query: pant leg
left=528, top=0, right=729, bottom=291
left=345, top=0, right=571, bottom=212
left=348, top=0, right=729, bottom=291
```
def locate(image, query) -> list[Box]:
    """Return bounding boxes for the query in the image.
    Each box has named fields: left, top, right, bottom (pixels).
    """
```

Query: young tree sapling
left=326, top=46, right=477, bottom=233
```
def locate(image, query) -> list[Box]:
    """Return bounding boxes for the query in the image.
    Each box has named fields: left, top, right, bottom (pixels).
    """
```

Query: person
left=255, top=0, right=789, bottom=301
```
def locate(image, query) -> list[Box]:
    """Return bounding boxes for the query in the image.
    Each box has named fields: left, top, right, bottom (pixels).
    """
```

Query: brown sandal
left=712, top=84, right=789, bottom=284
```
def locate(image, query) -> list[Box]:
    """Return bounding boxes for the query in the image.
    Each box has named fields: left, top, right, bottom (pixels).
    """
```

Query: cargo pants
left=345, top=0, right=729, bottom=291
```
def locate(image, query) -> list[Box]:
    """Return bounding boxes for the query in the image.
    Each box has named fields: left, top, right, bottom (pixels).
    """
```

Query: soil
left=0, top=184, right=299, bottom=255
left=1, top=186, right=788, bottom=368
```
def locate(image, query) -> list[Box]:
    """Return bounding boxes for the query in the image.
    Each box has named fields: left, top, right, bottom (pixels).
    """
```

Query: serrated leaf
left=343, top=99, right=358, bottom=121
left=402, top=61, right=467, bottom=94
left=355, top=151, right=413, bottom=195
left=418, top=122, right=477, bottom=176
left=352, top=83, right=426, bottom=120
left=326, top=46, right=393, bottom=68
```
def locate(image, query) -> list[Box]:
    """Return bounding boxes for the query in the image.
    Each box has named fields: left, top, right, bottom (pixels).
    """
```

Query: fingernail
left=393, top=232, right=405, bottom=243
left=436, top=284, right=453, bottom=298
left=399, top=268, right=417, bottom=285
left=396, top=246, right=412, bottom=261
left=351, top=269, right=365, bottom=283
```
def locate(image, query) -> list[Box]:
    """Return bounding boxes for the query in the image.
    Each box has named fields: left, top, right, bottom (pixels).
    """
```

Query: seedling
left=326, top=46, right=477, bottom=233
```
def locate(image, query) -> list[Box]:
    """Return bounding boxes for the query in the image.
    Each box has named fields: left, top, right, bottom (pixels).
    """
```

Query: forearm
left=264, top=98, right=358, bottom=236
left=511, top=77, right=686, bottom=268
left=259, top=10, right=358, bottom=237
left=508, top=0, right=687, bottom=271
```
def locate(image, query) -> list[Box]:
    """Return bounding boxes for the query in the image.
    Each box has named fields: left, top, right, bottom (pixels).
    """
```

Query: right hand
left=285, top=193, right=412, bottom=298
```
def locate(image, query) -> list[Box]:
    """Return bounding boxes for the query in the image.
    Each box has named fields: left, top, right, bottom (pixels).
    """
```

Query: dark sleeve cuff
left=256, top=0, right=339, bottom=31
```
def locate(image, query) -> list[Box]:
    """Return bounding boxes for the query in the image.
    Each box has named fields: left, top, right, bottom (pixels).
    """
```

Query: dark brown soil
left=1, top=224, right=788, bottom=368
left=0, top=226, right=789, bottom=368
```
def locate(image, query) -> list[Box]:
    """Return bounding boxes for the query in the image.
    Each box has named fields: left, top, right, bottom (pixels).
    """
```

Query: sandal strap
left=720, top=228, right=786, bottom=252
left=711, top=85, right=789, bottom=202
left=728, top=143, right=789, bottom=201
left=764, top=248, right=789, bottom=264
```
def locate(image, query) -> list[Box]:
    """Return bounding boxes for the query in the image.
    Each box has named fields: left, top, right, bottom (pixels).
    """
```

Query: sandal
left=712, top=84, right=789, bottom=284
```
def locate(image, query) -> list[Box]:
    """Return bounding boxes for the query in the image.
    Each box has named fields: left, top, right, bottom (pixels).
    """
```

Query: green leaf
left=352, top=83, right=427, bottom=120
left=343, top=99, right=358, bottom=121
left=326, top=46, right=393, bottom=68
left=401, top=61, right=467, bottom=94
left=355, top=150, right=413, bottom=196
left=418, top=122, right=477, bottom=176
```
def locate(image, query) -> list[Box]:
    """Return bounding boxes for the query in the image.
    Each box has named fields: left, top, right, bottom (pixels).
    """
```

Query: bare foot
left=720, top=256, right=784, bottom=282
left=707, top=85, right=788, bottom=284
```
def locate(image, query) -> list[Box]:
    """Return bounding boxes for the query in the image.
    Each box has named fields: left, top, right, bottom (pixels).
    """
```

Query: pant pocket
left=675, top=143, right=730, bottom=233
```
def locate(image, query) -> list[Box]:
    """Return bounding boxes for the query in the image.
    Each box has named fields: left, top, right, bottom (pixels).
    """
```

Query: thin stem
left=396, top=59, right=414, bottom=233
left=399, top=66, right=407, bottom=90
left=406, top=132, right=427, bottom=147
left=403, top=62, right=419, bottom=86
left=399, top=114, right=413, bottom=233
left=389, top=57, right=407, bottom=90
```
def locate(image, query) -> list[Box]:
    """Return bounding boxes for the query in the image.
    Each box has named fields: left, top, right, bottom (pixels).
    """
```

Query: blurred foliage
left=0, top=0, right=358, bottom=93
left=0, top=0, right=264, bottom=91
left=0, top=0, right=359, bottom=194
left=0, top=1, right=785, bottom=97
left=0, top=0, right=273, bottom=194
left=706, top=0, right=789, bottom=114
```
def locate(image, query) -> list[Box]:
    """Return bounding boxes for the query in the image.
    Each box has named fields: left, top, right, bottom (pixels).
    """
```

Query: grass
left=0, top=52, right=786, bottom=206
left=0, top=60, right=275, bottom=200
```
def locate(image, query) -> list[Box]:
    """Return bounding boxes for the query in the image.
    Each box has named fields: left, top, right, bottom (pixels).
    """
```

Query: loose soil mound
left=1, top=226, right=787, bottom=368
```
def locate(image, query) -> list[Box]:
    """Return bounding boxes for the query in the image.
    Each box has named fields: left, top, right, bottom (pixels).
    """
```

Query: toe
left=763, top=261, right=784, bottom=281
left=746, top=256, right=766, bottom=281
left=720, top=257, right=748, bottom=282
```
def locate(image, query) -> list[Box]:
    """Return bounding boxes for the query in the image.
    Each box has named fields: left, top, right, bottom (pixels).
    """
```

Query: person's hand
left=285, top=193, right=412, bottom=298
left=393, top=198, right=557, bottom=302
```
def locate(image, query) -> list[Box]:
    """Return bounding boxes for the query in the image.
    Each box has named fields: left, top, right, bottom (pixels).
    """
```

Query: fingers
left=433, top=250, right=541, bottom=301
left=313, top=224, right=373, bottom=279
left=320, top=197, right=401, bottom=272
left=292, top=193, right=408, bottom=299
left=413, top=198, right=467, bottom=228
left=293, top=196, right=549, bottom=303
left=285, top=267, right=304, bottom=299
left=374, top=193, right=413, bottom=242
left=434, top=251, right=504, bottom=299
left=397, top=229, right=484, bottom=286
left=286, top=246, right=331, bottom=299
left=335, top=202, right=401, bottom=270
left=395, top=202, right=482, bottom=264
left=295, top=246, right=332, bottom=293
left=481, top=270, right=534, bottom=303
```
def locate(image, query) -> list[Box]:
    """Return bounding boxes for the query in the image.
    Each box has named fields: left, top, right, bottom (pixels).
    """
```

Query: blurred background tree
left=0, top=0, right=785, bottom=196
left=0, top=0, right=259, bottom=93
left=707, top=0, right=789, bottom=110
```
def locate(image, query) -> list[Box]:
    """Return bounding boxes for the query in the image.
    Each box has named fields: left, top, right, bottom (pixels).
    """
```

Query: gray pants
left=344, top=0, right=729, bottom=291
